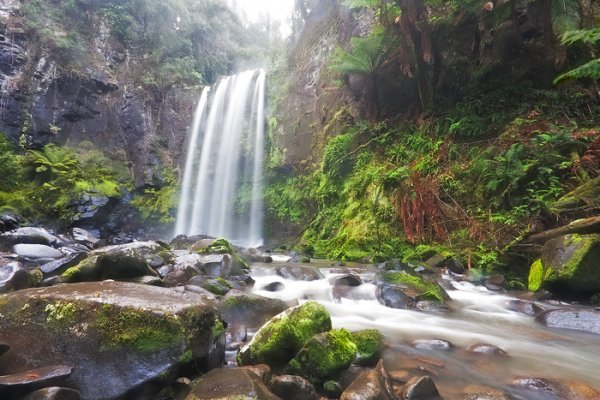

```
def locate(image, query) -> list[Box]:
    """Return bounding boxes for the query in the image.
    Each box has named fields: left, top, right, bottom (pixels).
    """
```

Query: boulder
left=411, top=339, right=453, bottom=351
left=351, top=329, right=385, bottom=366
left=0, top=281, right=225, bottom=399
left=529, top=234, right=600, bottom=295
left=465, top=343, right=508, bottom=356
left=197, top=254, right=232, bottom=277
left=185, top=368, right=280, bottom=400
left=0, top=365, right=73, bottom=399
left=262, top=282, right=285, bottom=292
left=287, top=328, right=357, bottom=384
left=270, top=375, right=317, bottom=400
left=13, top=244, right=63, bottom=261
left=40, top=252, right=88, bottom=276
left=219, top=291, right=291, bottom=328
left=340, top=369, right=393, bottom=400
left=21, top=387, right=81, bottom=400
left=71, top=228, right=99, bottom=248
left=536, top=308, right=600, bottom=335
left=60, top=242, right=161, bottom=282
left=276, top=265, right=322, bottom=281
left=0, top=228, right=60, bottom=249
left=376, top=272, right=449, bottom=311
left=401, top=376, right=442, bottom=400
left=0, top=262, right=29, bottom=293
left=332, top=273, right=363, bottom=287
left=511, top=377, right=600, bottom=400
left=237, top=302, right=331, bottom=368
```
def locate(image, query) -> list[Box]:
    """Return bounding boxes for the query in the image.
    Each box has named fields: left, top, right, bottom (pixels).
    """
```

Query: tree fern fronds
left=554, top=58, right=600, bottom=84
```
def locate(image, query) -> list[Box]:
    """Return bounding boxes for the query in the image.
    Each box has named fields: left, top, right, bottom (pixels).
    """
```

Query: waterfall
left=174, top=69, right=266, bottom=247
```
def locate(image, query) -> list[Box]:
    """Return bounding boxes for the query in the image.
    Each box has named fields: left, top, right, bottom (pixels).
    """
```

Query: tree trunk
left=523, top=216, right=600, bottom=244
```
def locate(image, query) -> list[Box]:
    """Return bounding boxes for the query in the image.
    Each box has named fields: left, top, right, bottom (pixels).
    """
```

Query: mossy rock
left=552, top=177, right=600, bottom=215
left=351, top=329, right=385, bottom=366
left=0, top=281, right=224, bottom=399
left=380, top=271, right=449, bottom=302
left=529, top=234, right=600, bottom=295
left=287, top=328, right=357, bottom=384
left=218, top=291, right=290, bottom=328
left=194, top=238, right=250, bottom=272
left=201, top=277, right=232, bottom=296
left=237, top=301, right=331, bottom=368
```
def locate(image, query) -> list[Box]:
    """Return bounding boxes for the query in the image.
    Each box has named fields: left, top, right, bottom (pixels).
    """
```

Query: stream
left=248, top=257, right=600, bottom=399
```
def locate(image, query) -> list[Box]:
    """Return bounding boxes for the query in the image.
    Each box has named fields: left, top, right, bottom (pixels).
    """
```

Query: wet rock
left=535, top=308, right=600, bottom=335
left=147, top=254, right=165, bottom=269
left=197, top=254, right=232, bottom=277
left=219, top=291, right=291, bottom=328
left=226, top=325, right=248, bottom=350
left=378, top=272, right=449, bottom=304
left=276, top=265, right=322, bottom=281
left=241, top=364, right=272, bottom=382
left=0, top=281, right=225, bottom=400
left=198, top=277, right=232, bottom=296
left=270, top=375, right=317, bottom=400
left=340, top=368, right=393, bottom=400
left=0, top=365, right=73, bottom=398
left=129, top=275, right=164, bottom=286
left=0, top=261, right=29, bottom=293
left=288, top=328, right=357, bottom=384
left=157, top=265, right=174, bottom=278
left=415, top=301, right=451, bottom=313
left=445, top=258, right=465, bottom=274
left=237, top=302, right=331, bottom=368
left=401, top=376, right=442, bottom=400
left=262, top=281, right=285, bottom=292
left=529, top=234, right=600, bottom=295
left=484, top=275, right=505, bottom=291
left=162, top=265, right=201, bottom=287
left=185, top=368, right=280, bottom=400
left=332, top=273, right=363, bottom=287
left=0, top=215, right=19, bottom=233
left=21, top=386, right=81, bottom=400
left=466, top=343, right=508, bottom=356
left=71, top=228, right=99, bottom=248
left=511, top=377, right=600, bottom=400
left=60, top=242, right=160, bottom=282
left=412, top=339, right=453, bottom=351
left=352, top=329, right=385, bottom=367
left=505, top=299, right=536, bottom=316
left=40, top=252, right=88, bottom=276
left=228, top=274, right=256, bottom=290
left=0, top=228, right=60, bottom=249
left=13, top=244, right=63, bottom=261
left=240, top=248, right=273, bottom=264
left=464, top=393, right=511, bottom=400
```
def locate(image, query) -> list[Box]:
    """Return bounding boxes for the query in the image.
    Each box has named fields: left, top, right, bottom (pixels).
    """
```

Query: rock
left=129, top=275, right=164, bottom=286
left=148, top=254, right=165, bottom=269
left=412, top=339, right=453, bottom=351
left=228, top=274, right=256, bottom=290
left=193, top=277, right=232, bottom=296
left=0, top=342, right=8, bottom=357
left=21, top=386, right=81, bottom=400
left=71, top=228, right=99, bottom=248
left=237, top=301, right=331, bottom=368
left=340, top=369, right=393, bottom=400
left=241, top=364, right=272, bottom=382
left=60, top=242, right=160, bottom=282
left=13, top=244, right=63, bottom=261
left=270, top=375, right=317, bottom=400
left=445, top=258, right=465, bottom=274
left=276, top=265, right=322, bottom=281
left=483, top=275, right=505, bottom=291
left=376, top=284, right=414, bottom=309
left=0, top=215, right=19, bottom=232
left=352, top=329, right=385, bottom=366
left=401, top=376, right=442, bottom=400
left=415, top=301, right=451, bottom=313
left=185, top=368, right=281, bottom=400
left=162, top=265, right=201, bottom=287
left=511, top=377, right=600, bottom=400
left=288, top=328, right=357, bottom=384
left=529, top=234, right=600, bottom=295
left=0, top=261, right=29, bottom=293
left=240, top=247, right=273, bottom=264
left=425, top=254, right=448, bottom=269
left=226, top=324, right=248, bottom=350
left=332, top=273, right=363, bottom=287
left=505, top=300, right=536, bottom=316
left=464, top=391, right=511, bottom=400
left=262, top=281, right=285, bottom=292
left=219, top=291, right=291, bottom=328
left=377, top=272, right=450, bottom=309
left=0, top=228, right=60, bottom=249
left=197, top=254, right=232, bottom=277
left=0, top=365, right=73, bottom=399
left=535, top=308, right=600, bottom=335
left=0, top=281, right=225, bottom=399
left=40, top=252, right=88, bottom=276
left=465, top=343, right=508, bottom=356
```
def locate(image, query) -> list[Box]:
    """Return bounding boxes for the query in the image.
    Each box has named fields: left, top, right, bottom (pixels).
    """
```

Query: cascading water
left=175, top=69, right=266, bottom=247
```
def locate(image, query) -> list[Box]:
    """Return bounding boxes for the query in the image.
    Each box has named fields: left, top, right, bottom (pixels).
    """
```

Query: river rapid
left=248, top=257, right=600, bottom=399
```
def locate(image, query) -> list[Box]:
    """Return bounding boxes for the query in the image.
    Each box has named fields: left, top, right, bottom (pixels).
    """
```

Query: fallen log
left=523, top=216, right=600, bottom=244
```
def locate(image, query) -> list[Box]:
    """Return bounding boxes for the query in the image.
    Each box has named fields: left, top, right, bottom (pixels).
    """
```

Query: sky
left=226, top=0, right=295, bottom=36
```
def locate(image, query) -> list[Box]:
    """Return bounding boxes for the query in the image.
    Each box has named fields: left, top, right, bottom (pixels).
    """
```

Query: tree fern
left=554, top=58, right=600, bottom=83
left=330, top=35, right=384, bottom=75
left=551, top=0, right=581, bottom=34
left=560, top=28, right=600, bottom=45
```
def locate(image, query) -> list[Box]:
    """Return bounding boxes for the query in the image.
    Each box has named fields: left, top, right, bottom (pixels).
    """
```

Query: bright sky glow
left=226, top=0, right=295, bottom=36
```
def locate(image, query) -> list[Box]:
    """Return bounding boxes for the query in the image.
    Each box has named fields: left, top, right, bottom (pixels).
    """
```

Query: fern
left=551, top=0, right=581, bottom=35
left=330, top=35, right=384, bottom=75
left=342, top=0, right=378, bottom=9
left=554, top=59, right=600, bottom=83
left=560, top=28, right=600, bottom=45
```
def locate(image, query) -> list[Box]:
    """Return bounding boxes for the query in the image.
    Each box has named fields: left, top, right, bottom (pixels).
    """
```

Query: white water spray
left=175, top=69, right=266, bottom=247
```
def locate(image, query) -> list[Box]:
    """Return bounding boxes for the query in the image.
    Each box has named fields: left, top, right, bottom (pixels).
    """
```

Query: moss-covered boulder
left=0, top=281, right=225, bottom=399
left=237, top=302, right=331, bottom=368
left=552, top=177, right=600, bottom=216
left=218, top=291, right=290, bottom=328
left=60, top=242, right=162, bottom=282
left=529, top=234, right=600, bottom=295
left=287, top=329, right=357, bottom=384
left=351, top=329, right=385, bottom=366
left=193, top=238, right=249, bottom=274
left=377, top=271, right=450, bottom=310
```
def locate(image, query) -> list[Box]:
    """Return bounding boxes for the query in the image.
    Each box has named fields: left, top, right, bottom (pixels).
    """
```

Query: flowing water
left=249, top=259, right=600, bottom=399
left=175, top=70, right=266, bottom=247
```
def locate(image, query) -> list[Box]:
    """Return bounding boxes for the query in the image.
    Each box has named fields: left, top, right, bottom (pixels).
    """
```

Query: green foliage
left=131, top=168, right=178, bottom=224
left=330, top=35, right=385, bottom=75
left=0, top=134, right=21, bottom=191
left=555, top=27, right=600, bottom=84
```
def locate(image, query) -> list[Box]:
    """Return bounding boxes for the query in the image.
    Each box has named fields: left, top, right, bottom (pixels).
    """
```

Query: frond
left=560, top=28, right=600, bottom=45
left=554, top=58, right=600, bottom=84
left=552, top=0, right=581, bottom=35
left=342, top=0, right=379, bottom=9
left=330, top=35, right=385, bottom=75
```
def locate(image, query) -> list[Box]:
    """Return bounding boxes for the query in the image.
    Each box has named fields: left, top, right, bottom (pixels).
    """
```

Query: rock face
left=0, top=281, right=225, bottom=399
left=529, top=234, right=600, bottom=295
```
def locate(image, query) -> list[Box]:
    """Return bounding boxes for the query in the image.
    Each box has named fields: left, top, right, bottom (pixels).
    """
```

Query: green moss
left=381, top=272, right=447, bottom=302
left=287, top=328, right=357, bottom=384
left=179, top=350, right=194, bottom=364
left=27, top=269, right=43, bottom=287
left=351, top=329, right=385, bottom=365
left=61, top=256, right=98, bottom=282
left=211, top=317, right=225, bottom=338
left=95, top=305, right=182, bottom=352
left=45, top=301, right=77, bottom=325
left=528, top=259, right=544, bottom=291
left=197, top=238, right=234, bottom=255
left=237, top=301, right=331, bottom=367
